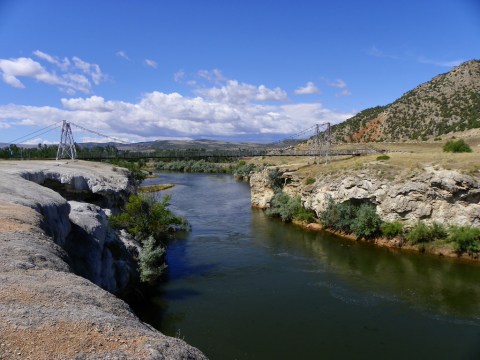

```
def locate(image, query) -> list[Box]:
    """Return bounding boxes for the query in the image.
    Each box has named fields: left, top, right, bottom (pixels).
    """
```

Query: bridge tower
left=56, top=120, right=77, bottom=160
left=312, top=122, right=331, bottom=164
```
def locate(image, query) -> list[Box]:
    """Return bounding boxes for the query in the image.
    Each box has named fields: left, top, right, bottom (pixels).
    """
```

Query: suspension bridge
left=4, top=120, right=382, bottom=162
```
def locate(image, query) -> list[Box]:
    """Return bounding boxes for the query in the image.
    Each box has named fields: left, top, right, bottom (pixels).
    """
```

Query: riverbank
left=0, top=160, right=206, bottom=359
left=291, top=219, right=480, bottom=263
left=250, top=161, right=480, bottom=263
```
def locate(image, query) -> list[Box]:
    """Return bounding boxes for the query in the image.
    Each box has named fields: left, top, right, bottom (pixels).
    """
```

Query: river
left=141, top=172, right=480, bottom=360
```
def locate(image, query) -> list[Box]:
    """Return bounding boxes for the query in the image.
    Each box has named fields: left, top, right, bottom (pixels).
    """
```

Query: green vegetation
left=267, top=168, right=284, bottom=193
left=350, top=203, right=383, bottom=239
left=376, top=155, right=390, bottom=161
left=109, top=159, right=147, bottom=184
left=266, top=192, right=316, bottom=223
left=318, top=197, right=382, bottom=239
left=234, top=160, right=256, bottom=178
left=406, top=222, right=447, bottom=244
left=329, top=60, right=480, bottom=142
left=155, top=159, right=262, bottom=177
left=381, top=221, right=404, bottom=239
left=305, top=177, right=316, bottom=185
left=448, top=226, right=480, bottom=254
left=156, top=159, right=228, bottom=173
left=139, top=184, right=175, bottom=193
left=109, top=195, right=188, bottom=283
left=443, top=139, right=472, bottom=153
left=138, top=236, right=167, bottom=283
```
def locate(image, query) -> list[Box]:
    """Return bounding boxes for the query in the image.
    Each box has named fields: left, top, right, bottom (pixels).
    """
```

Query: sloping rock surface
left=0, top=160, right=206, bottom=359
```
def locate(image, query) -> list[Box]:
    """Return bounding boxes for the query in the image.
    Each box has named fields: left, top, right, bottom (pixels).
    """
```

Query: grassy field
left=246, top=132, right=480, bottom=180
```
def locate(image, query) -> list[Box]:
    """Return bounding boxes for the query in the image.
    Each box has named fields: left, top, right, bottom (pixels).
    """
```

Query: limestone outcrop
left=250, top=166, right=480, bottom=228
left=0, top=160, right=206, bottom=359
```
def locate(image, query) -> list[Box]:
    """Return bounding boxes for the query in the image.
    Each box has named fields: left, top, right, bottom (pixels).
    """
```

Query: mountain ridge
left=331, top=59, right=480, bottom=143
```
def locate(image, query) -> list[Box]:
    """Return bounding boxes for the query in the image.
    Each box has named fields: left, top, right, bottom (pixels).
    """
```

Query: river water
left=142, top=172, right=480, bottom=360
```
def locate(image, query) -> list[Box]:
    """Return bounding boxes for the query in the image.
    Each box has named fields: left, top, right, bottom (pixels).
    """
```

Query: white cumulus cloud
left=295, top=81, right=321, bottom=95
left=0, top=85, right=352, bottom=142
left=195, top=80, right=287, bottom=104
left=0, top=52, right=107, bottom=94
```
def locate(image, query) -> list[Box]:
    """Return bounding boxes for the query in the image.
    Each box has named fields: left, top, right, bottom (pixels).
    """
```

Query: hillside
left=331, top=59, right=480, bottom=143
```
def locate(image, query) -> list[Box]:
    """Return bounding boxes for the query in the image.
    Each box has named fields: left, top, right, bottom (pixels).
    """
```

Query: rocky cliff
left=0, top=160, right=206, bottom=359
left=251, top=166, right=480, bottom=228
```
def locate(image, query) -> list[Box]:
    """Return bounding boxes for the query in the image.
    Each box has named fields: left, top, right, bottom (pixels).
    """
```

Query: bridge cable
left=69, top=122, right=134, bottom=145
left=7, top=121, right=64, bottom=145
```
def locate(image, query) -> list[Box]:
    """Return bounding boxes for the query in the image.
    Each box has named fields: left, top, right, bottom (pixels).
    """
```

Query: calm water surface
left=142, top=173, right=480, bottom=360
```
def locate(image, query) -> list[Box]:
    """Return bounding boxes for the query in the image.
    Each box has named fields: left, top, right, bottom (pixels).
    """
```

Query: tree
left=109, top=194, right=188, bottom=283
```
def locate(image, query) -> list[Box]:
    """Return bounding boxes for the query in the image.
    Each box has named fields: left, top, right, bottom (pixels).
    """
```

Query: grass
left=139, top=184, right=175, bottom=193
left=245, top=139, right=480, bottom=181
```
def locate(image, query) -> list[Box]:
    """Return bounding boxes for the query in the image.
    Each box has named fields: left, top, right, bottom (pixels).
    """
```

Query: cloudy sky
left=0, top=0, right=479, bottom=144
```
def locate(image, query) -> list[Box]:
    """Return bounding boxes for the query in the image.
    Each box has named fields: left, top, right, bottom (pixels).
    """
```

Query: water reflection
left=251, top=210, right=480, bottom=318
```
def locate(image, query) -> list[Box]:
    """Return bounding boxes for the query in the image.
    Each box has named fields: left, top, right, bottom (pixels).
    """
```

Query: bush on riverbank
left=109, top=194, right=188, bottom=283
left=381, top=221, right=404, bottom=238
left=266, top=192, right=316, bottom=223
left=318, top=197, right=382, bottom=239
left=448, top=226, right=480, bottom=254
left=156, top=159, right=228, bottom=173
left=155, top=159, right=262, bottom=177
left=406, top=222, right=448, bottom=244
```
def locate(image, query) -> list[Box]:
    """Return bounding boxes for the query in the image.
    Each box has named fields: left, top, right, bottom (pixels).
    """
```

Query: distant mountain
left=331, top=60, right=480, bottom=142
left=115, top=139, right=269, bottom=151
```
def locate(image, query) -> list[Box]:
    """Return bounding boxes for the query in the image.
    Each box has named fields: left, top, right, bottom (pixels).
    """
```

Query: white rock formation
left=250, top=166, right=480, bottom=228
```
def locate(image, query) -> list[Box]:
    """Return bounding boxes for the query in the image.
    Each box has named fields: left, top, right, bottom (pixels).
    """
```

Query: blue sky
left=0, top=0, right=479, bottom=144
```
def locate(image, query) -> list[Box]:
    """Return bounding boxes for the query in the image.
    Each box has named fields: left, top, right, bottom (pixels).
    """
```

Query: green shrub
left=234, top=162, right=256, bottom=177
left=293, top=206, right=317, bottom=223
left=109, top=194, right=188, bottom=284
left=429, top=222, right=448, bottom=240
left=318, top=196, right=338, bottom=229
left=266, top=192, right=316, bottom=223
left=109, top=195, right=188, bottom=242
left=381, top=221, right=404, bottom=238
left=335, top=201, right=358, bottom=232
left=405, top=221, right=447, bottom=244
left=138, top=236, right=167, bottom=283
left=319, top=197, right=357, bottom=232
left=448, top=226, right=480, bottom=254
left=267, top=168, right=283, bottom=193
left=350, top=203, right=382, bottom=239
left=305, top=177, right=316, bottom=185
left=443, top=139, right=472, bottom=153
left=376, top=155, right=390, bottom=161
left=406, top=222, right=432, bottom=244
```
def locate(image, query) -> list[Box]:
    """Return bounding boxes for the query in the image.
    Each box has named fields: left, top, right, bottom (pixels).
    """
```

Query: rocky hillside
left=332, top=59, right=480, bottom=142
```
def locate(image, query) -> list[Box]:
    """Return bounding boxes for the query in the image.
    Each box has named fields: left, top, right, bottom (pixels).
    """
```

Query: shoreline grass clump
left=139, top=184, right=175, bottom=193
